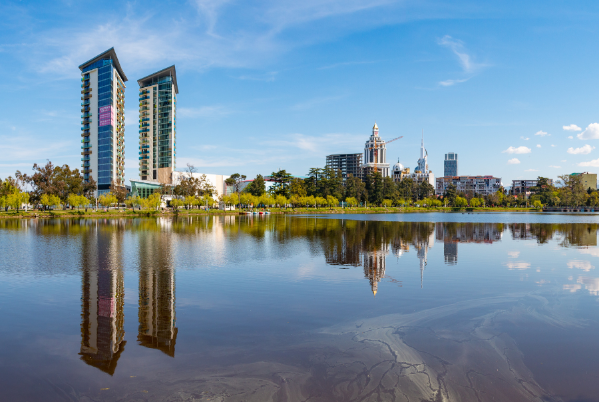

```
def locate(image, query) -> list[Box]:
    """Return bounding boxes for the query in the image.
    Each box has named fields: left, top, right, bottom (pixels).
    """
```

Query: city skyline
left=2, top=0, right=599, bottom=185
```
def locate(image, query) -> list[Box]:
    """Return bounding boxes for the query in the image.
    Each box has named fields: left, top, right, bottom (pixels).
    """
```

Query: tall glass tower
left=444, top=152, right=458, bottom=177
left=78, top=48, right=127, bottom=195
left=137, top=66, right=178, bottom=184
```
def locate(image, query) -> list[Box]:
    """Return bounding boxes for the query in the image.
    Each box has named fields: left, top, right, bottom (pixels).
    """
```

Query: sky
left=1, top=0, right=599, bottom=187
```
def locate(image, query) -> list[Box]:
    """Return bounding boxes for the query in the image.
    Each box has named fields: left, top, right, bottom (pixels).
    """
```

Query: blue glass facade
left=97, top=63, right=114, bottom=189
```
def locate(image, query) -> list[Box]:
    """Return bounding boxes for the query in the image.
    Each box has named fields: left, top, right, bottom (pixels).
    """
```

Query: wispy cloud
left=563, top=124, right=582, bottom=132
left=549, top=165, right=561, bottom=168
left=535, top=130, right=550, bottom=137
left=507, top=158, right=520, bottom=164
left=237, top=71, right=278, bottom=81
left=506, top=262, right=531, bottom=270
left=503, top=146, right=531, bottom=154
left=437, top=35, right=487, bottom=87
left=520, top=136, right=530, bottom=141
left=568, top=144, right=595, bottom=155
left=536, top=144, right=541, bottom=148
left=318, top=60, right=379, bottom=70
left=524, top=168, right=539, bottom=172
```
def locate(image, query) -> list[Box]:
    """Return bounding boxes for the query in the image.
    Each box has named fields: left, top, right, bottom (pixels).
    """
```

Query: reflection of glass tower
left=138, top=229, right=177, bottom=356
left=444, top=242, right=458, bottom=265
left=363, top=244, right=389, bottom=296
left=80, top=226, right=126, bottom=375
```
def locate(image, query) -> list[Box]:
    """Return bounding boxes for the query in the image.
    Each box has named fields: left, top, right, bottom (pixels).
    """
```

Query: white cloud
left=577, top=123, right=599, bottom=140
left=502, top=146, right=532, bottom=154
left=568, top=260, right=594, bottom=272
left=577, top=276, right=599, bottom=296
left=551, top=144, right=556, bottom=147
left=549, top=165, right=561, bottom=168
left=524, top=169, right=539, bottom=172
left=536, top=144, right=541, bottom=148
left=563, top=124, right=582, bottom=132
left=568, top=136, right=574, bottom=139
left=563, top=284, right=581, bottom=293
left=578, top=158, right=599, bottom=168
left=535, top=130, right=550, bottom=137
left=567, top=144, right=595, bottom=155
left=507, top=158, right=520, bottom=164
left=520, top=136, right=530, bottom=141
left=580, top=249, right=599, bottom=258
left=562, top=160, right=567, bottom=162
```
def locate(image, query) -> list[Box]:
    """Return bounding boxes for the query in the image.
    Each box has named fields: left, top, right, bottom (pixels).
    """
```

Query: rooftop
left=137, top=65, right=178, bottom=94
left=78, top=47, right=127, bottom=82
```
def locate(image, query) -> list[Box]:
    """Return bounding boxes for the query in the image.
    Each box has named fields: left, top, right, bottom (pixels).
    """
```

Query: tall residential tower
left=138, top=66, right=178, bottom=184
left=79, top=48, right=127, bottom=195
left=362, top=123, right=390, bottom=178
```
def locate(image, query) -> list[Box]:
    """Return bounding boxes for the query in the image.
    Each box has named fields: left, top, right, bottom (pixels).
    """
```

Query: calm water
left=1, top=214, right=599, bottom=401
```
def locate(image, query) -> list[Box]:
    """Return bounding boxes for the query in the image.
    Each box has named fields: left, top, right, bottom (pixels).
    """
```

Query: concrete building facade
left=138, top=66, right=178, bottom=184
left=326, top=153, right=363, bottom=180
left=79, top=48, right=127, bottom=195
left=436, top=176, right=502, bottom=196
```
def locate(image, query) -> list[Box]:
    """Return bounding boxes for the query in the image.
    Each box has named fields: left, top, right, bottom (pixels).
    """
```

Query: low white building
left=436, top=176, right=502, bottom=196
left=171, top=172, right=231, bottom=198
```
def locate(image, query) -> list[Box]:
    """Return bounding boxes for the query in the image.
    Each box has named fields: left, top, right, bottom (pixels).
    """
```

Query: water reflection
left=79, top=222, right=126, bottom=375
left=137, top=219, right=177, bottom=357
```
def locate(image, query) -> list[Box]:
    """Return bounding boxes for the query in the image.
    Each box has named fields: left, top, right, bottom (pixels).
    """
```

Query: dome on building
left=392, top=162, right=404, bottom=172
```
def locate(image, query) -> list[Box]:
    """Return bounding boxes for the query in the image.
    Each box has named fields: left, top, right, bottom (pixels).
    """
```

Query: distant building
left=361, top=123, right=390, bottom=178
left=436, top=176, right=502, bottom=196
left=138, top=66, right=178, bottom=184
left=391, top=160, right=410, bottom=183
left=79, top=48, right=127, bottom=196
left=444, top=152, right=458, bottom=177
left=512, top=179, right=553, bottom=198
left=571, top=172, right=597, bottom=191
left=326, top=153, right=363, bottom=180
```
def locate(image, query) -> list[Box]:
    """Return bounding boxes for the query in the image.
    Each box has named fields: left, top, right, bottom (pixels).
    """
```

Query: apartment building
left=512, top=179, right=553, bottom=197
left=79, top=48, right=127, bottom=195
left=326, top=153, right=363, bottom=180
left=436, top=176, right=502, bottom=196
left=138, top=66, right=178, bottom=184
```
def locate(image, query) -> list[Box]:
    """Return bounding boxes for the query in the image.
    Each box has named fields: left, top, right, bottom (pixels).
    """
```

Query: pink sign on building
left=98, top=105, right=115, bottom=127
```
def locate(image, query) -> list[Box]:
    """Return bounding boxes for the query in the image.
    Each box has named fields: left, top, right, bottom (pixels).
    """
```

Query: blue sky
left=1, top=0, right=599, bottom=186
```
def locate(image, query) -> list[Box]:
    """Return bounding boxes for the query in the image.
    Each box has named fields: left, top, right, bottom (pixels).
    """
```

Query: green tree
left=289, top=178, right=307, bottom=197
left=270, top=170, right=293, bottom=197
left=247, top=174, right=266, bottom=196
left=345, top=197, right=358, bottom=207
left=344, top=174, right=367, bottom=204
left=382, top=199, right=393, bottom=208
left=326, top=195, right=338, bottom=208
left=397, top=177, right=413, bottom=202
left=98, top=193, right=117, bottom=208
left=454, top=196, right=467, bottom=208
left=444, top=184, right=457, bottom=205
left=417, top=181, right=435, bottom=200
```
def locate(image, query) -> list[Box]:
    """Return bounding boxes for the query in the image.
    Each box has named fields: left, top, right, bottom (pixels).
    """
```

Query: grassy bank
left=0, top=206, right=541, bottom=219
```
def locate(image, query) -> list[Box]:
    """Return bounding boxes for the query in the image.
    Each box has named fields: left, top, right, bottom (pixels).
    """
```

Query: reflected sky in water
left=0, top=214, right=599, bottom=401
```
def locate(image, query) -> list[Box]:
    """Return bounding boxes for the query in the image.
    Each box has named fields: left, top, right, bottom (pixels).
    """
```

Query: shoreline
left=0, top=206, right=545, bottom=219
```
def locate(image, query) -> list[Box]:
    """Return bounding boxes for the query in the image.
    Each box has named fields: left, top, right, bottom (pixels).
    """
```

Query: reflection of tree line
left=507, top=223, right=598, bottom=247
left=78, top=223, right=177, bottom=376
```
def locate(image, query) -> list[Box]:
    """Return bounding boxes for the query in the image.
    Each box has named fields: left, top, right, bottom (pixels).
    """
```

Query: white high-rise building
left=362, top=123, right=390, bottom=177
left=79, top=48, right=127, bottom=195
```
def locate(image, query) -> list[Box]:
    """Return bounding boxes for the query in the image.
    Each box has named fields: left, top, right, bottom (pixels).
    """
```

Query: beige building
left=571, top=172, right=597, bottom=191
left=138, top=66, right=178, bottom=184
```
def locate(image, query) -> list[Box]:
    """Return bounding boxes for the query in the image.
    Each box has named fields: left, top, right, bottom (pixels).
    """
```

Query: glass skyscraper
left=444, top=152, right=458, bottom=177
left=137, top=66, right=178, bottom=184
left=79, top=48, right=127, bottom=195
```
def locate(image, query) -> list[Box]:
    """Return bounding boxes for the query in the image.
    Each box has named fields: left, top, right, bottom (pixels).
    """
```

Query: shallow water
left=1, top=214, right=598, bottom=401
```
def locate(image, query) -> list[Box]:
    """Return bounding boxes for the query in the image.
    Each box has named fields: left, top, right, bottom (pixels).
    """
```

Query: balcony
left=82, top=149, right=92, bottom=156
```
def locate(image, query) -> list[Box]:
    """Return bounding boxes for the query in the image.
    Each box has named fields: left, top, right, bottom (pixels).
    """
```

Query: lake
left=1, top=213, right=598, bottom=401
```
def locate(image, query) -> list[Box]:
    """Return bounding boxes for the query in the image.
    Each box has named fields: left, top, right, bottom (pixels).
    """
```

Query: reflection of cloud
left=577, top=276, right=599, bottom=295
left=579, top=249, right=599, bottom=258
left=506, top=262, right=530, bottom=270
left=567, top=260, right=594, bottom=272
left=507, top=251, right=520, bottom=258
left=563, top=284, right=582, bottom=293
